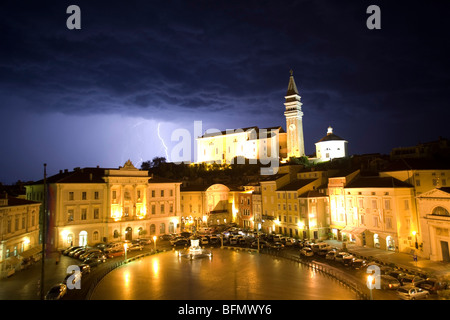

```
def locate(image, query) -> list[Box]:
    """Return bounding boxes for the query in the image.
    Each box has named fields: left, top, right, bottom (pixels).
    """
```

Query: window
left=93, top=231, right=99, bottom=241
left=124, top=207, right=129, bottom=217
left=161, top=190, right=164, bottom=197
left=68, top=209, right=74, bottom=222
left=152, top=205, right=156, bottom=215
left=82, top=192, right=87, bottom=200
left=69, top=192, right=74, bottom=201
left=94, top=191, right=99, bottom=200
left=81, top=208, right=87, bottom=220
left=432, top=206, right=450, bottom=216
left=416, top=180, right=421, bottom=186
left=386, top=217, right=392, bottom=229
left=372, top=199, right=378, bottom=209
left=137, top=190, right=141, bottom=199
left=373, top=217, right=378, bottom=227
left=161, top=204, right=165, bottom=214
left=360, top=215, right=365, bottom=225
left=151, top=190, right=155, bottom=197
left=170, top=204, right=174, bottom=213
left=93, top=208, right=99, bottom=219
left=384, top=199, right=391, bottom=210
left=112, top=191, right=117, bottom=200
left=170, top=190, right=173, bottom=197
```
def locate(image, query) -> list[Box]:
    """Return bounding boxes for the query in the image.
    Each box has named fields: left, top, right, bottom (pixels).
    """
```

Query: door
left=125, top=227, right=133, bottom=241
left=440, top=241, right=450, bottom=262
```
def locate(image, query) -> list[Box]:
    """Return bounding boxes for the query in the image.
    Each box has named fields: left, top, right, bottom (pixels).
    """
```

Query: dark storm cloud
left=1, top=0, right=450, bottom=168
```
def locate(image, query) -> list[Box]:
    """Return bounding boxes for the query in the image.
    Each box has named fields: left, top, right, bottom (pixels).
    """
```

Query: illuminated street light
left=153, top=236, right=157, bottom=252
left=412, top=230, right=418, bottom=249
left=367, top=274, right=374, bottom=300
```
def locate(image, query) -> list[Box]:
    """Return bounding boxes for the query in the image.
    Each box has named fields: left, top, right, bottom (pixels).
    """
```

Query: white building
left=315, top=126, right=348, bottom=162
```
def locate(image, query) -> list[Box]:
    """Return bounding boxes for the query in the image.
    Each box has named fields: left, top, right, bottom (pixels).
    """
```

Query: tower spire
left=286, top=69, right=299, bottom=96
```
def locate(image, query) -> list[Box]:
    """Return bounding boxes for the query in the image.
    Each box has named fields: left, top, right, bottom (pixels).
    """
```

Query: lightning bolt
left=157, top=122, right=170, bottom=161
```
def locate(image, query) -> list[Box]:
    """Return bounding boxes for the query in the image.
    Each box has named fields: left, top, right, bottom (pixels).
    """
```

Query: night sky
left=1, top=0, right=449, bottom=184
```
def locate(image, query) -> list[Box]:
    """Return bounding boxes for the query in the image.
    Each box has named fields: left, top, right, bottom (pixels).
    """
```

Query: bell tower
left=284, top=70, right=305, bottom=158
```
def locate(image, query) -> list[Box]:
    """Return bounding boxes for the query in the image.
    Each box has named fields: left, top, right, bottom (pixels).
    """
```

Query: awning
left=19, top=245, right=42, bottom=259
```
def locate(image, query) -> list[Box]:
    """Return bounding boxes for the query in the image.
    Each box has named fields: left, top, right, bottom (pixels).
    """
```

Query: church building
left=195, top=71, right=307, bottom=164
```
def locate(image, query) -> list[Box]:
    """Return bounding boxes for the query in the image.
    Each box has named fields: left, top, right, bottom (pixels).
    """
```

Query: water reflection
left=92, top=249, right=356, bottom=300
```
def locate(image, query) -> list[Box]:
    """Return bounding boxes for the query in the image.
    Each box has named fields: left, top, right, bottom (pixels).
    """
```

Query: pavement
left=325, top=239, right=450, bottom=279
left=2, top=239, right=449, bottom=300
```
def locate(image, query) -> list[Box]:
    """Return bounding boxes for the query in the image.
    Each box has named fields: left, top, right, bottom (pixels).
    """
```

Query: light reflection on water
left=92, top=248, right=357, bottom=300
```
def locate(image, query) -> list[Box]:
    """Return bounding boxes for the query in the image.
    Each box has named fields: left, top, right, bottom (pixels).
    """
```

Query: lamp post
left=367, top=274, right=374, bottom=300
left=153, top=236, right=157, bottom=252
left=124, top=243, right=128, bottom=261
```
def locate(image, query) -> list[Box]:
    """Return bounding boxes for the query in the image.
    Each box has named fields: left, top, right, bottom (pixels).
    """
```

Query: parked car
left=396, top=286, right=429, bottom=300
left=300, top=247, right=314, bottom=257
left=380, top=275, right=401, bottom=290
left=137, top=238, right=152, bottom=245
left=79, top=249, right=101, bottom=260
left=398, top=274, right=424, bottom=286
left=45, top=283, right=67, bottom=300
left=208, top=236, right=220, bottom=245
left=229, top=237, right=238, bottom=245
left=342, top=255, right=355, bottom=266
left=351, top=259, right=367, bottom=270
left=334, top=252, right=350, bottom=263
left=79, top=263, right=91, bottom=275
left=387, top=270, right=406, bottom=280
left=63, top=246, right=82, bottom=256
left=317, top=248, right=329, bottom=256
left=159, top=234, right=173, bottom=241
left=251, top=240, right=268, bottom=249
left=172, top=239, right=189, bottom=247
left=312, top=242, right=331, bottom=253
left=93, top=243, right=108, bottom=251
left=238, top=238, right=247, bottom=246
left=199, top=237, right=209, bottom=245
left=284, top=238, right=296, bottom=246
left=170, top=237, right=187, bottom=245
left=73, top=248, right=88, bottom=259
left=68, top=247, right=85, bottom=257
left=84, top=254, right=107, bottom=267
left=104, top=242, right=124, bottom=253
left=325, top=250, right=338, bottom=260
left=64, top=269, right=82, bottom=286
left=106, top=249, right=125, bottom=258
left=270, top=242, right=285, bottom=250
left=127, top=241, right=144, bottom=251
left=416, top=278, right=448, bottom=294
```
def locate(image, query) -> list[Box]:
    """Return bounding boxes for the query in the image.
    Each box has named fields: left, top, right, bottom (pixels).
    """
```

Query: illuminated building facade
left=314, top=126, right=348, bottom=162
left=417, top=187, right=450, bottom=262
left=180, top=183, right=239, bottom=229
left=25, top=160, right=182, bottom=250
left=195, top=72, right=308, bottom=164
left=0, top=194, right=41, bottom=278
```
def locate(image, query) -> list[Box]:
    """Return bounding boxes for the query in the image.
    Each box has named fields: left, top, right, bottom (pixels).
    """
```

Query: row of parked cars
left=298, top=246, right=448, bottom=300
left=45, top=238, right=154, bottom=299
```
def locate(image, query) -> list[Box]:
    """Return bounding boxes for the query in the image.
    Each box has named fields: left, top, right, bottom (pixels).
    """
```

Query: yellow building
left=25, top=160, right=182, bottom=250
left=417, top=188, right=450, bottom=261
left=336, top=176, right=417, bottom=253
left=180, top=183, right=239, bottom=230
left=276, top=179, right=323, bottom=238
left=0, top=194, right=41, bottom=278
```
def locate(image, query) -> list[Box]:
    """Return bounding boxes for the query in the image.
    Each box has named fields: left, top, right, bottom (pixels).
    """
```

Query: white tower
left=284, top=70, right=305, bottom=158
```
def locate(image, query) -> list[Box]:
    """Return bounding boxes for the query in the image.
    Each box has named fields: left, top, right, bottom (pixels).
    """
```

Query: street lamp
left=367, top=274, right=374, bottom=300
left=153, top=236, right=157, bottom=252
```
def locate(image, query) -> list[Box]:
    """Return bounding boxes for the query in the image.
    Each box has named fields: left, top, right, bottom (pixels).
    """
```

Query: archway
left=79, top=231, right=88, bottom=246
left=125, top=227, right=133, bottom=241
